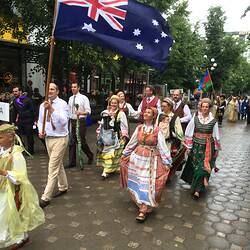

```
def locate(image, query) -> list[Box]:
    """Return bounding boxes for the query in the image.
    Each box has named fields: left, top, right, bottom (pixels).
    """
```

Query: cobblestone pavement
left=11, top=121, right=250, bottom=250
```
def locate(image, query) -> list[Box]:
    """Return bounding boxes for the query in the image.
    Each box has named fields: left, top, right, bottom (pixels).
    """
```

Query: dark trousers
left=17, top=123, right=34, bottom=154
left=69, top=119, right=93, bottom=166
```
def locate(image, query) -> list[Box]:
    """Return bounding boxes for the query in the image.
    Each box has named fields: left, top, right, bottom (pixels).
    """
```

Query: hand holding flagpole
left=41, top=0, right=58, bottom=134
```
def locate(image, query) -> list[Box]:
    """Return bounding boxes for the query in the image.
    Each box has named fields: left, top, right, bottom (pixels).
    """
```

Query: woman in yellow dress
left=227, top=96, right=238, bottom=122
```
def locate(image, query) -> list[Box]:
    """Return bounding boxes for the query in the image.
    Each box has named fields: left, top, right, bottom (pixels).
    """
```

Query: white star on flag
left=136, top=43, right=143, bottom=50
left=152, top=19, right=159, bottom=26
left=161, top=31, right=168, bottom=38
left=154, top=39, right=159, bottom=44
left=82, top=23, right=96, bottom=32
left=133, top=28, right=141, bottom=36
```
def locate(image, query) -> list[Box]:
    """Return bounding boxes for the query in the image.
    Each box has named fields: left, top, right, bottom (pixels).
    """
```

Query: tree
left=150, top=1, right=205, bottom=91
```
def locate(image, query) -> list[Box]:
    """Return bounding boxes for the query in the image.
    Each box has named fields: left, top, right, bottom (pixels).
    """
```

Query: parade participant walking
left=217, top=95, right=226, bottom=126
left=38, top=83, right=69, bottom=208
left=137, top=85, right=161, bottom=121
left=227, top=96, right=238, bottom=122
left=0, top=124, right=44, bottom=249
left=120, top=107, right=172, bottom=222
left=157, top=98, right=185, bottom=179
left=96, top=95, right=128, bottom=179
left=172, top=89, right=192, bottom=132
left=240, top=96, right=248, bottom=120
left=68, top=82, right=94, bottom=168
left=117, top=91, right=139, bottom=118
left=181, top=98, right=221, bottom=200
left=13, top=86, right=35, bottom=154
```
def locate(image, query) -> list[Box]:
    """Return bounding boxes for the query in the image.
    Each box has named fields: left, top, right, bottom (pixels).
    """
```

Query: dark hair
left=71, top=82, right=79, bottom=87
left=145, top=85, right=155, bottom=95
left=12, top=85, right=23, bottom=92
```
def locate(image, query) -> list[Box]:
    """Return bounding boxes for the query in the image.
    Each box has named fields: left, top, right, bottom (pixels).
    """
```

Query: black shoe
left=39, top=199, right=50, bottom=209
left=65, top=165, right=76, bottom=169
left=53, top=190, right=67, bottom=198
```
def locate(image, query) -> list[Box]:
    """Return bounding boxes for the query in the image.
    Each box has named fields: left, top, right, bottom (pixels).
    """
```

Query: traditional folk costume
left=0, top=125, right=44, bottom=249
left=157, top=111, right=185, bottom=179
left=137, top=95, right=161, bottom=121
left=217, top=98, right=226, bottom=126
left=173, top=100, right=192, bottom=133
left=96, top=109, right=128, bottom=177
left=227, top=98, right=238, bottom=122
left=181, top=113, right=221, bottom=195
left=120, top=124, right=172, bottom=214
left=119, top=101, right=139, bottom=139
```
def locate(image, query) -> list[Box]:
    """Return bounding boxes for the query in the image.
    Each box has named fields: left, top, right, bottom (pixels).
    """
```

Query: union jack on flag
left=59, top=0, right=128, bottom=31
left=54, top=0, right=173, bottom=70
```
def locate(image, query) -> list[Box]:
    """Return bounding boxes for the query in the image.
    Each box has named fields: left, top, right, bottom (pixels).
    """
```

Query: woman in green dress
left=181, top=98, right=221, bottom=200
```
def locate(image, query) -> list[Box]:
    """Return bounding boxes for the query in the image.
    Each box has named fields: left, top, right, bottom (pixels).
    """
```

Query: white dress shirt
left=38, top=97, right=69, bottom=137
left=68, top=92, right=91, bottom=120
left=173, top=100, right=192, bottom=124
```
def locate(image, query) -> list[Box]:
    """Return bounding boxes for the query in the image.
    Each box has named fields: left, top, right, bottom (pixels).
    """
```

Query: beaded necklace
left=142, top=125, right=154, bottom=144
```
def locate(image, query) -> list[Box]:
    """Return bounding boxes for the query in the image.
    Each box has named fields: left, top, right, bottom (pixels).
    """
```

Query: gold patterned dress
left=0, top=145, right=45, bottom=248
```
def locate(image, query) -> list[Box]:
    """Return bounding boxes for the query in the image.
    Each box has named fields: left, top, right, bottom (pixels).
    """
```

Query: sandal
left=192, top=192, right=200, bottom=200
left=136, top=212, right=147, bottom=222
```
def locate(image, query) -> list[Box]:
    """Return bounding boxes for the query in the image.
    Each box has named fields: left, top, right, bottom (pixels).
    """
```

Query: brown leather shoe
left=10, top=237, right=30, bottom=250
left=53, top=190, right=67, bottom=198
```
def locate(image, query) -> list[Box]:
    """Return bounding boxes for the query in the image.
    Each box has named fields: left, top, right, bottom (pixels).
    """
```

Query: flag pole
left=42, top=0, right=58, bottom=134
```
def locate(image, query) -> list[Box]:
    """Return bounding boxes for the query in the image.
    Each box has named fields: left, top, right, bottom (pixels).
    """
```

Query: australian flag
left=53, top=0, right=173, bottom=70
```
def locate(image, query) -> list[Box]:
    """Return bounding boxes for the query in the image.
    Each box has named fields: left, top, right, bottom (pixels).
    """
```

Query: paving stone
left=206, top=213, right=221, bottom=222
left=207, top=203, right=224, bottom=212
left=230, top=244, right=243, bottom=250
left=227, top=234, right=249, bottom=246
left=22, top=122, right=250, bottom=250
left=232, top=221, right=250, bottom=232
left=143, top=226, right=153, bottom=233
left=218, top=211, right=238, bottom=221
left=194, top=224, right=215, bottom=236
left=213, top=223, right=234, bottom=234
left=214, top=196, right=229, bottom=202
left=235, top=210, right=250, bottom=219
left=207, top=236, right=230, bottom=249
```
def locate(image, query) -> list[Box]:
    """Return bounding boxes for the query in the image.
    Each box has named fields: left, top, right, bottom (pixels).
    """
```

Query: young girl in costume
left=0, top=124, right=45, bottom=249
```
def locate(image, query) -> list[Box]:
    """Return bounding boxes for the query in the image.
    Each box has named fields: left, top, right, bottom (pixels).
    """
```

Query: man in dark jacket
left=13, top=86, right=35, bottom=154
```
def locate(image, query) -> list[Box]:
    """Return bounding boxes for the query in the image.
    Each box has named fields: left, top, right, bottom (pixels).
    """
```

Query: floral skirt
left=96, top=138, right=126, bottom=174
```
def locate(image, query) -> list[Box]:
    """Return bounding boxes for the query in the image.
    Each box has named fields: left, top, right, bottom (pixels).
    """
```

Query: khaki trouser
left=42, top=136, right=69, bottom=201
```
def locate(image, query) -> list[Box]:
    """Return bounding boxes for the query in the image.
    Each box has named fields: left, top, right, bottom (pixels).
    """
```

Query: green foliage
left=204, top=6, right=250, bottom=93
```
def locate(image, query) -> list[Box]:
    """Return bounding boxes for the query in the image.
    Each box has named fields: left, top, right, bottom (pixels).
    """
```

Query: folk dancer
left=96, top=95, right=129, bottom=179
left=172, top=89, right=192, bottom=133
left=120, top=107, right=172, bottom=222
left=137, top=85, right=161, bottom=122
left=0, top=124, right=44, bottom=249
left=157, top=98, right=185, bottom=180
left=181, top=98, right=221, bottom=200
